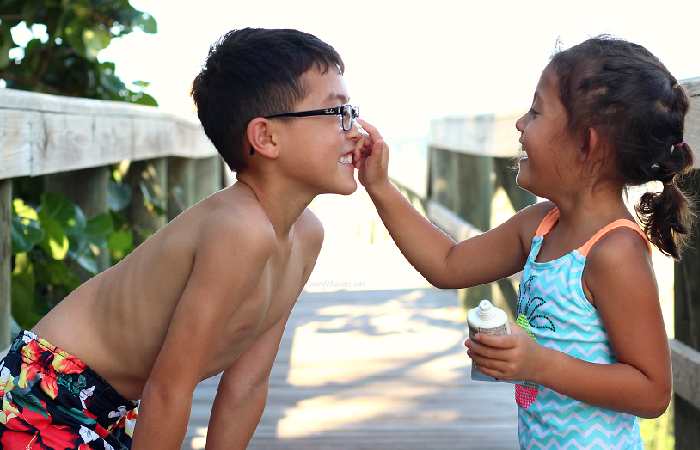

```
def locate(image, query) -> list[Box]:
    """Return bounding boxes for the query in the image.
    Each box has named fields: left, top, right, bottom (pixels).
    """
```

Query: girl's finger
left=470, top=355, right=508, bottom=373
left=475, top=333, right=517, bottom=349
left=478, top=365, right=506, bottom=379
left=357, top=118, right=384, bottom=141
left=467, top=339, right=510, bottom=362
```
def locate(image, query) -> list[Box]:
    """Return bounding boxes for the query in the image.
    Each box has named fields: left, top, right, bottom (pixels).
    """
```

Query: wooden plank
left=184, top=287, right=518, bottom=450
left=682, top=77, right=700, bottom=168
left=0, top=180, right=11, bottom=348
left=0, top=110, right=40, bottom=179
left=674, top=166, right=700, bottom=447
left=427, top=200, right=482, bottom=241
left=430, top=113, right=521, bottom=158
left=428, top=77, right=697, bottom=165
left=670, top=339, right=700, bottom=409
left=0, top=88, right=216, bottom=180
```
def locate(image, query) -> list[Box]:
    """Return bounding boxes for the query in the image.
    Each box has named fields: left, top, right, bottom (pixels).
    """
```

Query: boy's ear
left=246, top=118, right=279, bottom=159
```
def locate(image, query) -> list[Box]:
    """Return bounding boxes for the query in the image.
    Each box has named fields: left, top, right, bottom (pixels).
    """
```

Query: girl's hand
left=353, top=118, right=391, bottom=194
left=465, top=324, right=545, bottom=383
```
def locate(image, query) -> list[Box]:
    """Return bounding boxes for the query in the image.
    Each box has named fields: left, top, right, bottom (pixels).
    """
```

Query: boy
left=0, top=28, right=365, bottom=449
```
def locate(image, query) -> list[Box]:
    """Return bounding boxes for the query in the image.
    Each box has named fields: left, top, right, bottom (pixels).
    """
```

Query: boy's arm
left=205, top=209, right=323, bottom=449
left=204, top=311, right=290, bottom=450
left=468, top=229, right=671, bottom=418
left=358, top=119, right=540, bottom=288
left=131, top=217, right=275, bottom=450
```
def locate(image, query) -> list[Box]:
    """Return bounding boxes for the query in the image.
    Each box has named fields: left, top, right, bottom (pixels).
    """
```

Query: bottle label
left=468, top=323, right=510, bottom=383
left=468, top=323, right=508, bottom=340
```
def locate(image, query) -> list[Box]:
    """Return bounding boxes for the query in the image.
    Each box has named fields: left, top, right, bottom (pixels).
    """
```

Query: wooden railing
left=0, top=87, right=224, bottom=347
left=406, top=77, right=700, bottom=448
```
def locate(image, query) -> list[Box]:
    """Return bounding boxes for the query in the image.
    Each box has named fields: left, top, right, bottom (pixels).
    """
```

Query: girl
left=354, top=36, right=694, bottom=449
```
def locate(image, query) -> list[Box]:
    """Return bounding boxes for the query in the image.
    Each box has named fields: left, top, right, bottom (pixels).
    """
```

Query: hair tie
left=671, top=142, right=687, bottom=154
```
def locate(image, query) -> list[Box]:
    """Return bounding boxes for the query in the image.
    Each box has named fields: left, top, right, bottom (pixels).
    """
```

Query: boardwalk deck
left=183, top=190, right=518, bottom=449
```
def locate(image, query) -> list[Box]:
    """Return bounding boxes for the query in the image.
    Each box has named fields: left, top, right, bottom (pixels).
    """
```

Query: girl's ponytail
left=636, top=142, right=695, bottom=259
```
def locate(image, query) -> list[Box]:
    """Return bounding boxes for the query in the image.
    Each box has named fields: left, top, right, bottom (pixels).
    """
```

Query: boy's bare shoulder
left=196, top=194, right=277, bottom=257
left=295, top=208, right=324, bottom=254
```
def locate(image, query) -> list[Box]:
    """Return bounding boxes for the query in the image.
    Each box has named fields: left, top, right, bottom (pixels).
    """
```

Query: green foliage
left=10, top=181, right=135, bottom=329
left=3, top=1, right=159, bottom=329
left=0, top=0, right=157, bottom=105
left=640, top=405, right=675, bottom=450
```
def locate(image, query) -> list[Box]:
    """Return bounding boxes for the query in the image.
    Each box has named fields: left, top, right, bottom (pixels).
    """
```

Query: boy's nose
left=345, top=119, right=363, bottom=141
left=515, top=114, right=526, bottom=132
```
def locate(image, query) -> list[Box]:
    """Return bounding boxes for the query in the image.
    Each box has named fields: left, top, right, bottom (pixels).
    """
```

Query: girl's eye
left=529, top=108, right=539, bottom=117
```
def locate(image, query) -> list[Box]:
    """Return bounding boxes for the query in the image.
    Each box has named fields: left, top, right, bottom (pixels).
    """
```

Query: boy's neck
left=234, top=173, right=315, bottom=239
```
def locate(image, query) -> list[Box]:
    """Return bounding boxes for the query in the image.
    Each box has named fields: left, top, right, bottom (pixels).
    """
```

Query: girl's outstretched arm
left=356, top=118, right=541, bottom=289
left=467, top=228, right=671, bottom=418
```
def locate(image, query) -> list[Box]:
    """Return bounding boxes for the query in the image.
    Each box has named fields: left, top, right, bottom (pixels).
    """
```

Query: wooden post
left=429, top=147, right=451, bottom=208
left=492, top=157, right=536, bottom=314
left=126, top=158, right=168, bottom=246
left=44, top=167, right=110, bottom=273
left=454, top=153, right=494, bottom=310
left=167, top=157, right=196, bottom=221
left=167, top=156, right=222, bottom=221
left=193, top=156, right=222, bottom=203
left=0, top=180, right=12, bottom=348
left=493, top=157, right=536, bottom=212
left=674, top=169, right=700, bottom=449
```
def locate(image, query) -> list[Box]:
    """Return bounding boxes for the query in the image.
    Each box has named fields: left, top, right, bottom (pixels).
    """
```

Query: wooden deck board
left=183, top=288, right=518, bottom=449
left=182, top=191, right=518, bottom=449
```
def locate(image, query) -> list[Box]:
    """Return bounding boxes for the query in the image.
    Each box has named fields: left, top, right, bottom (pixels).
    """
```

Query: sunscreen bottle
left=467, top=299, right=509, bottom=382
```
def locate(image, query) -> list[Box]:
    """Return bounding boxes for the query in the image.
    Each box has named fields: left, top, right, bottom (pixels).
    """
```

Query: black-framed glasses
left=265, top=104, right=359, bottom=132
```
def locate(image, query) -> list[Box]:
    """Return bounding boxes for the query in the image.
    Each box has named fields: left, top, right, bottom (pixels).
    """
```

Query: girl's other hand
left=465, top=324, right=544, bottom=383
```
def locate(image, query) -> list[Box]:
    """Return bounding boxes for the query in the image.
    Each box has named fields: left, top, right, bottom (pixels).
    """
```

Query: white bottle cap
left=478, top=299, right=494, bottom=319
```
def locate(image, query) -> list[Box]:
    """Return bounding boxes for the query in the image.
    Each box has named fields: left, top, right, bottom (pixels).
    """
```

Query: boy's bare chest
left=222, top=249, right=308, bottom=342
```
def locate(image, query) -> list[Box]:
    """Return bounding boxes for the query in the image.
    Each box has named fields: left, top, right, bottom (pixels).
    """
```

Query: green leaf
left=11, top=270, right=42, bottom=330
left=139, top=181, right=166, bottom=216
left=108, top=229, right=133, bottom=259
left=63, top=20, right=86, bottom=57
left=39, top=217, right=69, bottom=260
left=44, top=259, right=81, bottom=287
left=132, top=92, right=157, bottom=107
left=85, top=213, right=114, bottom=240
left=39, top=192, right=77, bottom=225
left=135, top=14, right=157, bottom=34
left=72, top=251, right=98, bottom=275
left=107, top=180, right=132, bottom=211
left=11, top=215, right=44, bottom=254
left=0, top=25, right=14, bottom=69
left=82, top=26, right=111, bottom=58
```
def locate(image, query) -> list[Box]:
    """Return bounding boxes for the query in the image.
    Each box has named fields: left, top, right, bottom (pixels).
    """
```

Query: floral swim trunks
left=0, top=330, right=138, bottom=449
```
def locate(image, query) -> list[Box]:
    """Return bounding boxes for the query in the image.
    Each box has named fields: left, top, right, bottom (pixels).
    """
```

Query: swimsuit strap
left=534, top=207, right=560, bottom=237
left=578, top=219, right=651, bottom=256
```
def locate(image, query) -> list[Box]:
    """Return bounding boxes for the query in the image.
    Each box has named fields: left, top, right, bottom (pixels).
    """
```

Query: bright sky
left=101, top=0, right=700, bottom=142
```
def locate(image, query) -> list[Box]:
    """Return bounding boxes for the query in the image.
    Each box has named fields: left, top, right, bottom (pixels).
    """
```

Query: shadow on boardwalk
left=184, top=288, right=518, bottom=450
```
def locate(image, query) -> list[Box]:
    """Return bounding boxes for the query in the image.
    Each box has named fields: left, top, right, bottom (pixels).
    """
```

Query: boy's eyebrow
left=326, top=93, right=349, bottom=104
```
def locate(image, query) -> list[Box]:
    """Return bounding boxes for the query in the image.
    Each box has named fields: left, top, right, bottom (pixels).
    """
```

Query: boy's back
left=32, top=182, right=323, bottom=401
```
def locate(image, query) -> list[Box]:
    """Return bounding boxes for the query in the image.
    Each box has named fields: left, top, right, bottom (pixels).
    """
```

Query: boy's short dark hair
left=191, top=28, right=345, bottom=172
